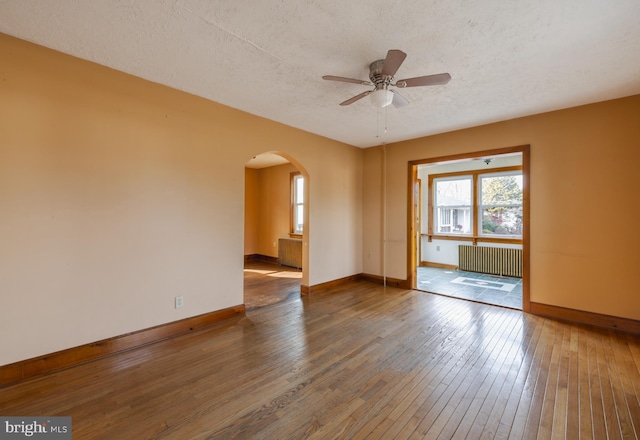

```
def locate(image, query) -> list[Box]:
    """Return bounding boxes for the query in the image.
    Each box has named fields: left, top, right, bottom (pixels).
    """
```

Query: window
left=291, top=173, right=304, bottom=235
left=429, top=167, right=523, bottom=242
left=434, top=177, right=472, bottom=234
left=479, top=172, right=523, bottom=237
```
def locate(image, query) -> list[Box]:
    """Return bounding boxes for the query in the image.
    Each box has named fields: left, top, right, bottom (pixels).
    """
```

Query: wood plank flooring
left=1, top=270, right=639, bottom=439
left=243, top=261, right=302, bottom=309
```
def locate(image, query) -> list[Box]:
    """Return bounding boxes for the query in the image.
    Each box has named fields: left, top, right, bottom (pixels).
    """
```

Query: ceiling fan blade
left=340, top=91, right=372, bottom=106
left=323, top=75, right=372, bottom=86
left=381, top=50, right=407, bottom=77
left=395, top=73, right=451, bottom=88
left=391, top=90, right=409, bottom=108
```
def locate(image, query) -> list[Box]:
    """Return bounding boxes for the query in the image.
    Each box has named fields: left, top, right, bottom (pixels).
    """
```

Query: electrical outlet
left=175, top=296, right=184, bottom=309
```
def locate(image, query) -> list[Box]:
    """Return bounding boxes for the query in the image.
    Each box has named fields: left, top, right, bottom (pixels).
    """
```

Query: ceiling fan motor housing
left=369, top=59, right=392, bottom=90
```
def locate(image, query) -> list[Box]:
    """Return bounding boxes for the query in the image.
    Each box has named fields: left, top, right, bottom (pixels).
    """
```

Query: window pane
left=292, top=175, right=304, bottom=234
left=481, top=206, right=523, bottom=235
left=435, top=177, right=472, bottom=234
left=295, top=177, right=304, bottom=203
left=481, top=175, right=522, bottom=205
left=437, top=208, right=451, bottom=233
left=436, top=179, right=471, bottom=206
left=437, top=207, right=471, bottom=234
left=295, top=205, right=304, bottom=232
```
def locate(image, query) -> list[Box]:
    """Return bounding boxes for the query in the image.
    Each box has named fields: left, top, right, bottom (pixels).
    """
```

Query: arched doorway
left=243, top=152, right=309, bottom=308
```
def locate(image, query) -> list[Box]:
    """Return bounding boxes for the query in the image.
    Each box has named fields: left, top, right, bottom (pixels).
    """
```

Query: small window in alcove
left=291, top=173, right=304, bottom=235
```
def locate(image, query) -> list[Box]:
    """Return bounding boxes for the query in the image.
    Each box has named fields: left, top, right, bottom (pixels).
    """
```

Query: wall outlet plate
left=175, top=296, right=184, bottom=309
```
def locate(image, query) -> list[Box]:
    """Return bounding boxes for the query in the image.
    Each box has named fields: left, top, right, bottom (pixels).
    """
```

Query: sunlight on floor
left=243, top=268, right=302, bottom=279
left=244, top=269, right=277, bottom=275
left=268, top=271, right=302, bottom=279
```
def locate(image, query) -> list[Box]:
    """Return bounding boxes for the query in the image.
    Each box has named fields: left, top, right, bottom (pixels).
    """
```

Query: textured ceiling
left=1, top=0, right=639, bottom=148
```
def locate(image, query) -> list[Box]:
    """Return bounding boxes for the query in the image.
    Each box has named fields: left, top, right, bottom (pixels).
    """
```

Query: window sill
left=289, top=233, right=303, bottom=239
left=421, top=234, right=522, bottom=245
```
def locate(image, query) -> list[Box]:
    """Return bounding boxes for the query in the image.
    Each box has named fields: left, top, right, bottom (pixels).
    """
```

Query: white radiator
left=278, top=238, right=302, bottom=269
left=458, top=245, right=522, bottom=278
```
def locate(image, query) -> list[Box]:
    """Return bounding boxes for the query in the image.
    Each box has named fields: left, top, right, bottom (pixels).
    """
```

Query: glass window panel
left=481, top=206, right=523, bottom=235
left=437, top=208, right=451, bottom=233
left=481, top=175, right=523, bottom=205
left=295, top=177, right=304, bottom=203
left=435, top=178, right=471, bottom=206
left=454, top=208, right=471, bottom=233
left=434, top=177, right=472, bottom=235
left=292, top=174, right=304, bottom=234
left=295, top=205, right=304, bottom=232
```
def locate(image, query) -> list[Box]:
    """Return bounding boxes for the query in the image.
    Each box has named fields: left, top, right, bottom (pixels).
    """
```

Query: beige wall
left=244, top=163, right=299, bottom=258
left=257, top=164, right=299, bottom=257
left=363, top=95, right=640, bottom=320
left=0, top=34, right=363, bottom=365
left=244, top=168, right=259, bottom=255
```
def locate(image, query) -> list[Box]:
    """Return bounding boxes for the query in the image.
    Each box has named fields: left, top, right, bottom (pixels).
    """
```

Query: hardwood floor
left=243, top=261, right=302, bottom=309
left=1, top=274, right=639, bottom=439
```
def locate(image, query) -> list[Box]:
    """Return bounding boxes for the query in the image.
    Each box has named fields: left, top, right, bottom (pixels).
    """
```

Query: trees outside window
left=480, top=173, right=523, bottom=236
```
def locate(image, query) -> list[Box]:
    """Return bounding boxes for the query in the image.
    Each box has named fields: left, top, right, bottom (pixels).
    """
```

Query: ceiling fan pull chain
left=385, top=105, right=388, bottom=133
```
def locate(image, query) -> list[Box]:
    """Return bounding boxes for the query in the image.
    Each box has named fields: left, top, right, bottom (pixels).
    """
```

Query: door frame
left=407, top=144, right=530, bottom=311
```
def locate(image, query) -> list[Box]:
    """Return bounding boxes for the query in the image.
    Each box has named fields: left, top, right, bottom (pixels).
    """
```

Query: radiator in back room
left=278, top=238, right=302, bottom=269
left=458, top=245, right=522, bottom=278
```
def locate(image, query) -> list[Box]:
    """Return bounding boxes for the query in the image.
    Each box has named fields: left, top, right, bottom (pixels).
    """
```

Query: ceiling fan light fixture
left=370, top=89, right=394, bottom=108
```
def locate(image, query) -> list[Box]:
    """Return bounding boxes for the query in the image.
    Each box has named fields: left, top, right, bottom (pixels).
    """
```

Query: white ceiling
left=1, top=0, right=639, bottom=148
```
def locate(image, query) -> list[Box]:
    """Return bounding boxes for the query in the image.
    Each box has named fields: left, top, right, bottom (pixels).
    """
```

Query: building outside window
left=434, top=176, right=472, bottom=234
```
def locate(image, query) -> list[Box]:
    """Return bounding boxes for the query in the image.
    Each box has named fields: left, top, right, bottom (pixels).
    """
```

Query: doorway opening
left=408, top=145, right=530, bottom=311
left=244, top=152, right=309, bottom=309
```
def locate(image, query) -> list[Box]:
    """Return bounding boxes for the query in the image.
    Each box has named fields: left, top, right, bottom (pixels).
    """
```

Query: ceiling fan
left=322, top=49, right=451, bottom=108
